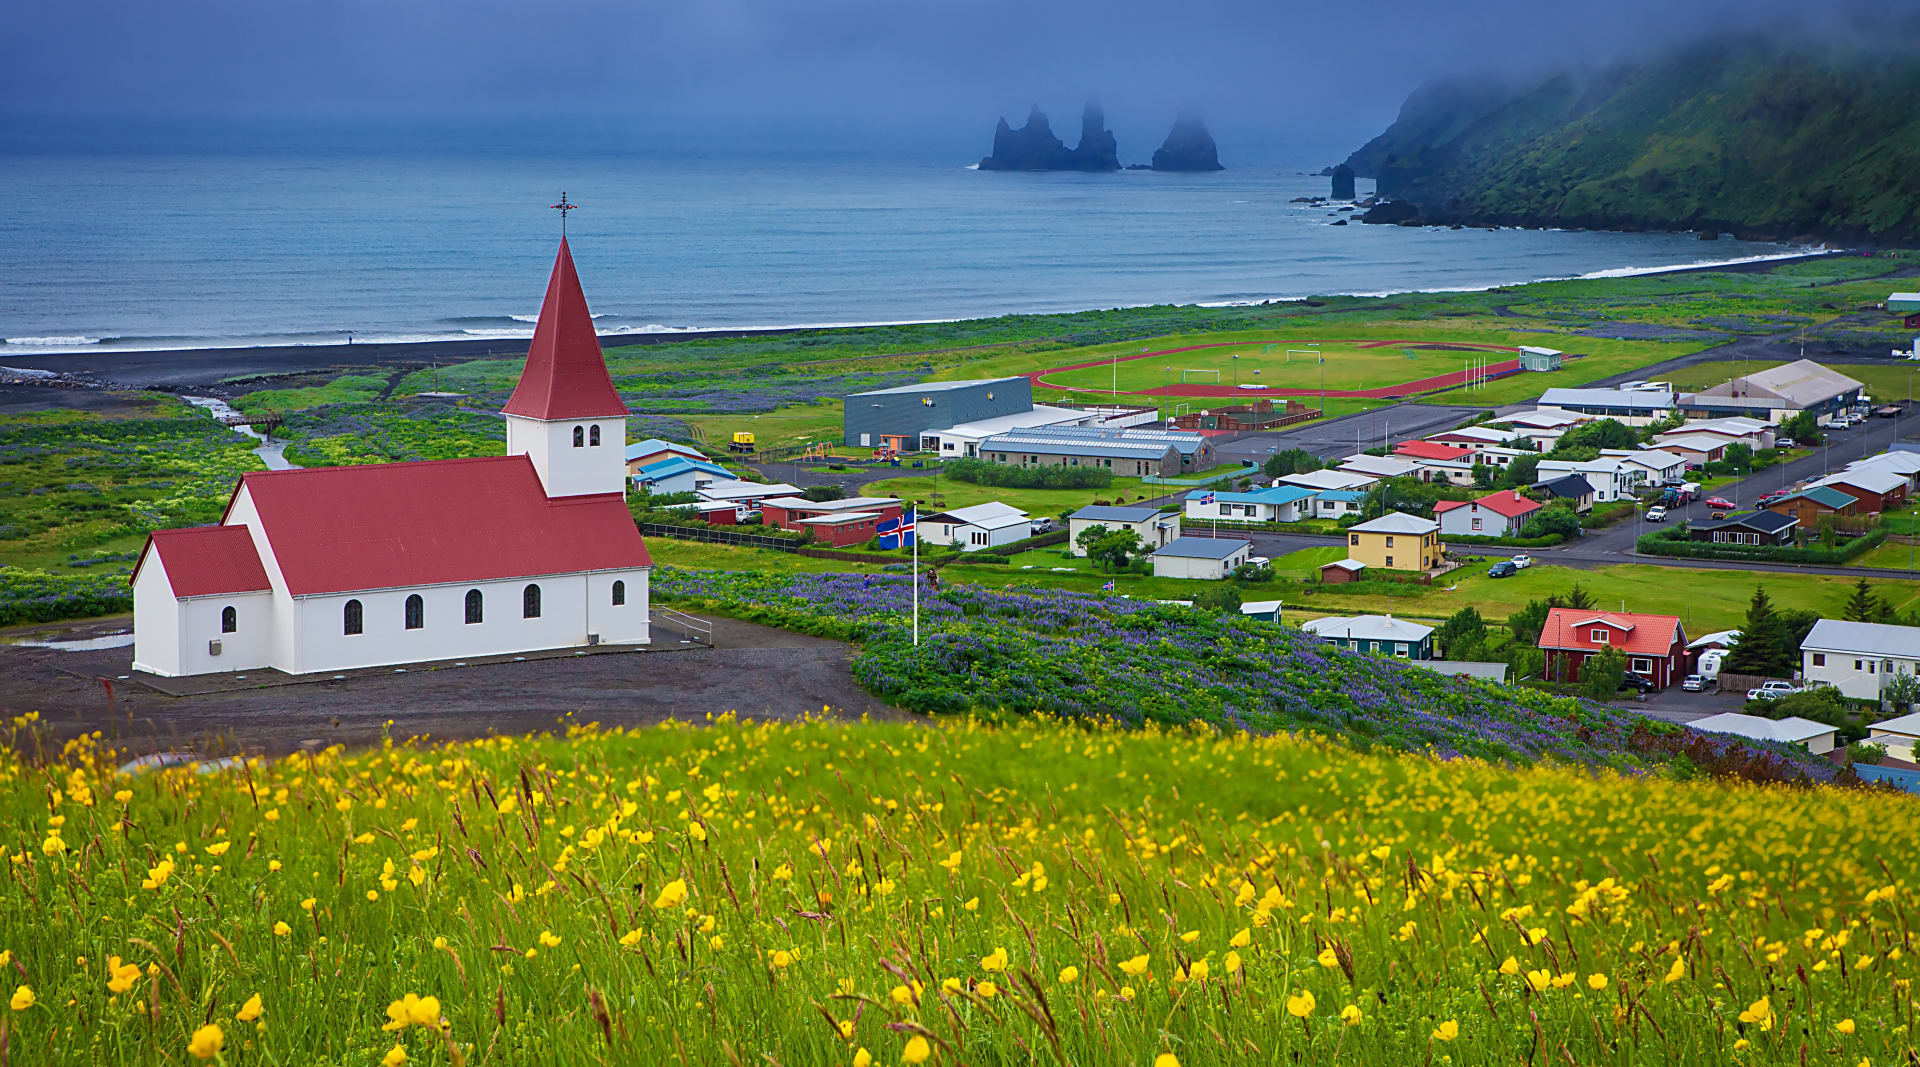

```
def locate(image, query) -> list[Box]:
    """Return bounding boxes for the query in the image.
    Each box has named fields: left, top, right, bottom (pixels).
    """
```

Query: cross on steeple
left=549, top=192, right=578, bottom=236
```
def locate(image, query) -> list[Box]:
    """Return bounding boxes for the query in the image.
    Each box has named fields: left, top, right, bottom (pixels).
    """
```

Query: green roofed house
left=1300, top=614, right=1435, bottom=659
left=1767, top=485, right=1866, bottom=524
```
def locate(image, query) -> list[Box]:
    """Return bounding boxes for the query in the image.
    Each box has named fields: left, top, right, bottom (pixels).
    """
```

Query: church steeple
left=502, top=238, right=629, bottom=422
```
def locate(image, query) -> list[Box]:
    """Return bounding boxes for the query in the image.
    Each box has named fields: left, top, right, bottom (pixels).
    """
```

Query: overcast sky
left=2, top=0, right=1906, bottom=156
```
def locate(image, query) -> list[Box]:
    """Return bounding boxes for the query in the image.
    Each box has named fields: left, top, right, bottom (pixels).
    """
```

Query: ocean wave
left=5, top=335, right=102, bottom=346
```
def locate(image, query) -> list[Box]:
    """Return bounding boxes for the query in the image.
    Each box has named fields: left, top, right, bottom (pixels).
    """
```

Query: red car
left=1705, top=496, right=1735, bottom=510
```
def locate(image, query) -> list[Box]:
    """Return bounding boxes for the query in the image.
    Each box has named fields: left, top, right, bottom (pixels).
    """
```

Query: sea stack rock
left=978, top=100, right=1120, bottom=172
left=1150, top=112, right=1225, bottom=172
left=1330, top=163, right=1356, bottom=200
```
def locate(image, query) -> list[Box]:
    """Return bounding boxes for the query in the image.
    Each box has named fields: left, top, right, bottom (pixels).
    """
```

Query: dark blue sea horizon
left=0, top=117, right=1799, bottom=355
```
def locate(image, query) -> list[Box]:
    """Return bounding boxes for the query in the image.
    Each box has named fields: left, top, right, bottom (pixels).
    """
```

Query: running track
left=1029, top=339, right=1524, bottom=399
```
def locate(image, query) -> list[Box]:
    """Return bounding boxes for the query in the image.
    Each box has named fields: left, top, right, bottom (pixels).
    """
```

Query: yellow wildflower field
left=3, top=715, right=1914, bottom=1065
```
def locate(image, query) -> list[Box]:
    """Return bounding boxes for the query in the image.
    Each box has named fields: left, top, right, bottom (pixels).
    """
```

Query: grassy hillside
left=1345, top=37, right=1920, bottom=242
left=7, top=715, right=1914, bottom=1065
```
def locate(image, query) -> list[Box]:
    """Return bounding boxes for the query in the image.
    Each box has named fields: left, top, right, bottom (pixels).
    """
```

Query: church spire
left=501, top=237, right=629, bottom=421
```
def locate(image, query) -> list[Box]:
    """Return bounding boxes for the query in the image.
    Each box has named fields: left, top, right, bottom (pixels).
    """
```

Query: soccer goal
left=1178, top=368, right=1221, bottom=384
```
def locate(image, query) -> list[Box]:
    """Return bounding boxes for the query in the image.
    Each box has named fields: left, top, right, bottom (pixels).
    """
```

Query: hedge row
left=1633, top=526, right=1888, bottom=564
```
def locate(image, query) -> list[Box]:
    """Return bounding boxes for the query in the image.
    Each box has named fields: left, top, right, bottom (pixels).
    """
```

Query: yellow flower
left=1224, top=950, right=1241, bottom=974
left=1738, top=997, right=1773, bottom=1031
left=889, top=984, right=914, bottom=1006
left=1058, top=966, right=1079, bottom=984
left=902, top=1034, right=931, bottom=1064
left=273, top=921, right=292, bottom=937
left=9, top=985, right=33, bottom=1011
left=1837, top=1019, right=1856, bottom=1035
left=1316, top=946, right=1339, bottom=968
left=1286, top=989, right=1315, bottom=1018
left=977, top=981, right=997, bottom=998
left=1179, top=930, right=1199, bottom=943
left=980, top=947, right=1008, bottom=972
left=1664, top=957, right=1686, bottom=983
left=1154, top=1055, right=1179, bottom=1067
left=236, top=993, right=263, bottom=1021
left=383, top=1045, right=409, bottom=1067
left=383, top=993, right=441, bottom=1031
left=1587, top=973, right=1608, bottom=991
left=939, top=851, right=963, bottom=872
left=770, top=949, right=795, bottom=969
left=301, top=897, right=317, bottom=912
left=619, top=929, right=643, bottom=947
left=654, top=878, right=689, bottom=909
left=1230, top=928, right=1251, bottom=949
left=854, top=1050, right=872, bottom=1067
left=539, top=931, right=562, bottom=948
left=962, top=897, right=979, bottom=912
left=1340, top=1003, right=1363, bottom=1026
left=839, top=1019, right=856, bottom=1038
left=1498, top=956, right=1519, bottom=976
left=1432, top=1019, right=1459, bottom=1042
left=1186, top=959, right=1209, bottom=983
left=187, top=1023, right=224, bottom=1060
left=107, top=958, right=142, bottom=994
left=204, top=840, right=231, bottom=857
left=1525, top=969, right=1551, bottom=993
left=1119, top=954, right=1150, bottom=977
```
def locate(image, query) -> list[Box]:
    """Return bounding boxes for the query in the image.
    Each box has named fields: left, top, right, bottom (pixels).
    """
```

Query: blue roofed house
left=631, top=455, right=737, bottom=495
left=1307, top=489, right=1368, bottom=520
left=625, top=438, right=707, bottom=477
left=1184, top=485, right=1316, bottom=523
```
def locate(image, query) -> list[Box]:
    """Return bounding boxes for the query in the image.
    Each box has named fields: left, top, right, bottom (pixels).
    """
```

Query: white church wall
left=507, top=415, right=627, bottom=498
left=289, top=572, right=619, bottom=674
left=223, top=489, right=300, bottom=670
left=179, top=591, right=275, bottom=676
left=585, top=569, right=651, bottom=645
left=131, top=554, right=184, bottom=677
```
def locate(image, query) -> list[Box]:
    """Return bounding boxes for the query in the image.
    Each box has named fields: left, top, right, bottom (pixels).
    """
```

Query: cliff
left=979, top=101, right=1121, bottom=172
left=1341, top=37, right=1920, bottom=242
left=1150, top=113, right=1225, bottom=172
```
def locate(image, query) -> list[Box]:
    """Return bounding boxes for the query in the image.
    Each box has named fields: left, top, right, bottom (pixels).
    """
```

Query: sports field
left=1036, top=337, right=1518, bottom=397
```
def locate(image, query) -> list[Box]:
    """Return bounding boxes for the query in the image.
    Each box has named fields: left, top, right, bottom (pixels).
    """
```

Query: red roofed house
left=1394, top=439, right=1479, bottom=463
left=1537, top=608, right=1688, bottom=690
left=131, top=238, right=654, bottom=677
left=1432, top=489, right=1542, bottom=538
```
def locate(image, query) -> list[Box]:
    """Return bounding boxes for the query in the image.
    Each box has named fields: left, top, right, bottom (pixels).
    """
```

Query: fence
left=650, top=607, right=714, bottom=646
left=1715, top=671, right=1788, bottom=695
left=638, top=522, right=800, bottom=552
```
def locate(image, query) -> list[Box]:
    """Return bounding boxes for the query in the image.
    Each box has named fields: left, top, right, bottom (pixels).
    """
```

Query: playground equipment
left=798, top=441, right=832, bottom=461
left=728, top=431, right=756, bottom=455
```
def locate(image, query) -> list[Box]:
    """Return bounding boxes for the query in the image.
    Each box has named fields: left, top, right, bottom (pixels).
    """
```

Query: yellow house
left=1346, top=512, right=1444, bottom=572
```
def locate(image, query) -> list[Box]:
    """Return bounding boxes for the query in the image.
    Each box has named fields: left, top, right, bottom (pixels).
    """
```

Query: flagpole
left=911, top=505, right=919, bottom=647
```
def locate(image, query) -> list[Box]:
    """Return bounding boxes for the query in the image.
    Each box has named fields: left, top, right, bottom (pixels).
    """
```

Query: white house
left=1535, top=456, right=1646, bottom=502
left=1184, top=485, right=1317, bottom=523
left=1150, top=536, right=1252, bottom=580
left=921, top=501, right=1030, bottom=551
left=1607, top=449, right=1687, bottom=483
left=1306, top=489, right=1368, bottom=520
left=1339, top=454, right=1424, bottom=480
left=1847, top=451, right=1920, bottom=493
left=1300, top=614, right=1435, bottom=658
left=697, top=480, right=804, bottom=507
left=1867, top=712, right=1920, bottom=763
left=132, top=238, right=653, bottom=678
left=1686, top=713, right=1836, bottom=755
left=1278, top=469, right=1378, bottom=493
left=1801, top=619, right=1920, bottom=702
left=1067, top=505, right=1181, bottom=556
left=1433, top=490, right=1543, bottom=538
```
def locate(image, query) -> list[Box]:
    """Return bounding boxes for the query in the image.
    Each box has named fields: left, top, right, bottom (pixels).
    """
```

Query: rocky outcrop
left=1359, top=200, right=1421, bottom=225
left=1150, top=112, right=1225, bottom=171
left=1330, top=164, right=1356, bottom=200
left=978, top=101, right=1121, bottom=172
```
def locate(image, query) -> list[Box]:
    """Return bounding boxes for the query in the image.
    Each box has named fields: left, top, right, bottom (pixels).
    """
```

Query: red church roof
left=133, top=525, right=273, bottom=598
left=1434, top=490, right=1543, bottom=519
left=1537, top=608, right=1684, bottom=657
left=232, top=456, right=650, bottom=596
left=501, top=239, right=630, bottom=421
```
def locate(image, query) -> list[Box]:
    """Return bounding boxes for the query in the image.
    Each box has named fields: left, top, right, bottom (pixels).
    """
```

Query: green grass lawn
left=685, top=400, right=846, bottom=455
left=1847, top=536, right=1920, bottom=572
left=860, top=474, right=1157, bottom=517
left=1038, top=340, right=1500, bottom=393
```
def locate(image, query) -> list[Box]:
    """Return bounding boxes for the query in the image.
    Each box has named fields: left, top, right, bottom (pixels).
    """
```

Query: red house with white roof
left=131, top=237, right=654, bottom=677
left=1537, top=607, right=1688, bottom=689
left=1433, top=489, right=1542, bottom=538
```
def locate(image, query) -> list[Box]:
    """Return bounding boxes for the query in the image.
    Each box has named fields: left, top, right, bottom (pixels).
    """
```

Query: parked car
left=1746, top=680, right=1801, bottom=701
left=1487, top=561, right=1518, bottom=578
left=1775, top=438, right=1797, bottom=449
left=1705, top=496, right=1734, bottom=510
left=1620, top=673, right=1658, bottom=693
left=1645, top=506, right=1667, bottom=522
left=1509, top=554, right=1533, bottom=570
left=1681, top=674, right=1709, bottom=692
left=1030, top=517, right=1054, bottom=534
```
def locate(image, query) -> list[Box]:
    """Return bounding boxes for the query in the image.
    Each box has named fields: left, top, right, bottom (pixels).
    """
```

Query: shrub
left=943, top=457, right=1111, bottom=489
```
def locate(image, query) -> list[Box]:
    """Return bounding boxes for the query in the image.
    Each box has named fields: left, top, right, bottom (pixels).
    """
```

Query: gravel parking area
left=0, top=615, right=902, bottom=758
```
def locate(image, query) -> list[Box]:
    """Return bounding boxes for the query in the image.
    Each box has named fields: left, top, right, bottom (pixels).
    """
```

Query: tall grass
left=3, top=714, right=1912, bottom=1065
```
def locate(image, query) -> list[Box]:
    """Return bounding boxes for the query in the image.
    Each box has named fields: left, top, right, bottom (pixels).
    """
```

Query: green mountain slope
left=1345, top=38, right=1920, bottom=242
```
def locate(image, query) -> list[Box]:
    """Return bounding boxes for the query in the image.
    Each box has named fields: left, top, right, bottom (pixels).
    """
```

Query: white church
left=131, top=238, right=654, bottom=677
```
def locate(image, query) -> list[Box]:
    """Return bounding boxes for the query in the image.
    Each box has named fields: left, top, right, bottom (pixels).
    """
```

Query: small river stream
left=184, top=396, right=296, bottom=470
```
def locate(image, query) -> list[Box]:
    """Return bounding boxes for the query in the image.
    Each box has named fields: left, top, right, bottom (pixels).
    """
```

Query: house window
left=612, top=581, right=626, bottom=606
left=1349, top=534, right=1359, bottom=546
left=465, top=589, right=484, bottom=625
left=405, top=594, right=424, bottom=630
left=1385, top=556, right=1394, bottom=568
left=344, top=599, right=363, bottom=636
left=1812, top=653, right=1825, bottom=667
left=1592, top=629, right=1609, bottom=644
left=589, top=425, right=601, bottom=447
left=1631, top=656, right=1652, bottom=674
left=572, top=426, right=585, bottom=448
left=1386, top=536, right=1396, bottom=547
left=1395, top=643, right=1408, bottom=657
left=1471, top=518, right=1482, bottom=531
left=221, top=606, right=237, bottom=633
left=523, top=584, right=541, bottom=619
left=1855, top=659, right=1864, bottom=671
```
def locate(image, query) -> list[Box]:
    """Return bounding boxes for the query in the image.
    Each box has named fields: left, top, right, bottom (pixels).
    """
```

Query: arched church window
left=589, top=425, right=601, bottom=447
left=405, top=594, right=424, bottom=630
left=573, top=426, right=584, bottom=448
left=221, top=606, right=237, bottom=633
left=465, top=589, right=484, bottom=624
left=523, top=584, right=541, bottom=619
left=344, top=599, right=363, bottom=635
left=611, top=580, right=625, bottom=606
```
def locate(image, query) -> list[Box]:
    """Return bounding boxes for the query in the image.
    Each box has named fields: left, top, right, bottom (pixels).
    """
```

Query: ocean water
left=0, top=120, right=1800, bottom=355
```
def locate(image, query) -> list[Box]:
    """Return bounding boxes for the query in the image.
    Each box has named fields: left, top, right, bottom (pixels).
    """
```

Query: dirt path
left=0, top=615, right=903, bottom=759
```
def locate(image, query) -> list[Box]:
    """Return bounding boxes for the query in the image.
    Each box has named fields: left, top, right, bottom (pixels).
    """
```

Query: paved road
left=1213, top=404, right=1490, bottom=463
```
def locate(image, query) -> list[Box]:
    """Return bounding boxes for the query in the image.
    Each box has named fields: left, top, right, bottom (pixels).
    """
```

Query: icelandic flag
left=1102, top=579, right=1115, bottom=591
left=1198, top=492, right=1215, bottom=506
left=876, top=515, right=902, bottom=550
left=897, top=506, right=917, bottom=547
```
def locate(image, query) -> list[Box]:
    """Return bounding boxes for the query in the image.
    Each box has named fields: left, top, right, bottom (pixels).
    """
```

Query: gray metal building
left=842, top=377, right=1032, bottom=448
